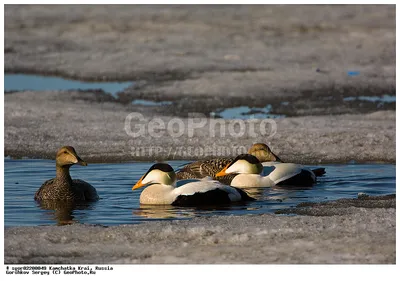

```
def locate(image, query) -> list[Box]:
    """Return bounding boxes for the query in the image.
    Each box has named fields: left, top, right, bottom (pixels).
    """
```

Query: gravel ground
left=4, top=5, right=395, bottom=116
left=4, top=90, right=395, bottom=163
left=4, top=5, right=396, bottom=162
left=4, top=194, right=395, bottom=264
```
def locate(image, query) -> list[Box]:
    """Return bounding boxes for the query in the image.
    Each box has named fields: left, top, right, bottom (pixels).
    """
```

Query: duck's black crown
left=149, top=163, right=174, bottom=173
left=233, top=154, right=260, bottom=164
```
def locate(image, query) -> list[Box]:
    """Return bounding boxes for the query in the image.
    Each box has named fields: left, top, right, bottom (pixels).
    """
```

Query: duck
left=176, top=143, right=325, bottom=185
left=252, top=143, right=326, bottom=178
left=215, top=154, right=318, bottom=188
left=175, top=143, right=281, bottom=180
left=132, top=163, right=254, bottom=206
left=34, top=146, right=99, bottom=201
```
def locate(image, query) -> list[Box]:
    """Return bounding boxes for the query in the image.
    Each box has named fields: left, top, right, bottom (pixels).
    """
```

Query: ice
left=4, top=195, right=395, bottom=264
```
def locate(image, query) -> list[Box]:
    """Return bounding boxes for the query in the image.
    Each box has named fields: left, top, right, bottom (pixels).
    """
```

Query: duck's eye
left=63, top=151, right=68, bottom=154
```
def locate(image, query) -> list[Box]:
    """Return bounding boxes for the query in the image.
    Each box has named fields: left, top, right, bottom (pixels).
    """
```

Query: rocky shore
left=4, top=194, right=395, bottom=264
left=4, top=5, right=395, bottom=163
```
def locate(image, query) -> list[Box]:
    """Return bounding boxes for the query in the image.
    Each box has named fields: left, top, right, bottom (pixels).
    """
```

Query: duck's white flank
left=262, top=162, right=316, bottom=185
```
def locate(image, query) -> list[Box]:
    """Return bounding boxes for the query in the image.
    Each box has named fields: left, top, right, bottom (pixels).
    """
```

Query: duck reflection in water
left=36, top=200, right=96, bottom=225
left=132, top=205, right=192, bottom=219
left=133, top=201, right=256, bottom=220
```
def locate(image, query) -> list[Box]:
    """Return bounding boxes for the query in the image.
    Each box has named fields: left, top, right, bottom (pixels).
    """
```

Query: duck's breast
left=139, top=184, right=176, bottom=205
left=230, top=174, right=274, bottom=188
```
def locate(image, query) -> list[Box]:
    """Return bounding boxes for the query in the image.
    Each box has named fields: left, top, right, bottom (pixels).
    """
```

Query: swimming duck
left=175, top=143, right=281, bottom=180
left=132, top=163, right=254, bottom=206
left=215, top=154, right=318, bottom=188
left=34, top=146, right=99, bottom=201
left=176, top=143, right=325, bottom=182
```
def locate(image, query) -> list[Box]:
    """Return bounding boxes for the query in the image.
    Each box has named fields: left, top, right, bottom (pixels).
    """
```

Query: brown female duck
left=34, top=146, right=99, bottom=201
left=176, top=143, right=281, bottom=180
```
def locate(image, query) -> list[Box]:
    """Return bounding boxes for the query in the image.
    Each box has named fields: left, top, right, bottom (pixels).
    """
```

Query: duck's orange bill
left=132, top=176, right=145, bottom=190
left=215, top=165, right=229, bottom=177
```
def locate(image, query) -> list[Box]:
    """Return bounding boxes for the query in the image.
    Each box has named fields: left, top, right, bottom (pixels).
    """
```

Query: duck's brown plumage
left=176, top=143, right=325, bottom=184
left=176, top=143, right=280, bottom=182
left=34, top=146, right=99, bottom=201
left=175, top=157, right=239, bottom=184
left=177, top=158, right=233, bottom=178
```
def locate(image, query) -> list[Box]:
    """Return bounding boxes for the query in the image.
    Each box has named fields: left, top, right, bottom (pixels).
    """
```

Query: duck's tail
left=312, top=168, right=326, bottom=177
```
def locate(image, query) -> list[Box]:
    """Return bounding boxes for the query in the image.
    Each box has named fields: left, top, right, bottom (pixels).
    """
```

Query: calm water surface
left=212, top=105, right=285, bottom=119
left=4, top=74, right=133, bottom=98
left=4, top=159, right=395, bottom=226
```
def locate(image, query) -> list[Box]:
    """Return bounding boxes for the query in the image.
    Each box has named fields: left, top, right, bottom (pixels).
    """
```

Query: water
left=4, top=159, right=395, bottom=227
left=132, top=99, right=173, bottom=106
left=343, top=95, right=396, bottom=103
left=4, top=74, right=133, bottom=98
left=212, top=105, right=285, bottom=119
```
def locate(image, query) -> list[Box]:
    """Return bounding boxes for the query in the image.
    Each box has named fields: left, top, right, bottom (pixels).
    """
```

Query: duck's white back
left=174, top=180, right=241, bottom=201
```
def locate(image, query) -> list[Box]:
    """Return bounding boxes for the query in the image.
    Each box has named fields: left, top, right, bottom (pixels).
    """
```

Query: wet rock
left=275, top=194, right=395, bottom=216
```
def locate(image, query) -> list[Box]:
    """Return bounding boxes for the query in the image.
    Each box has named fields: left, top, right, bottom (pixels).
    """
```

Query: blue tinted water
left=132, top=99, right=173, bottom=106
left=4, top=159, right=395, bottom=226
left=4, top=74, right=133, bottom=97
left=343, top=95, right=396, bottom=103
left=212, top=105, right=285, bottom=119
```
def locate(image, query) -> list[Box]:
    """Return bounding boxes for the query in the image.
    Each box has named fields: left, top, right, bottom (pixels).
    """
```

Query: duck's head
left=248, top=143, right=281, bottom=162
left=215, top=154, right=263, bottom=177
left=132, top=163, right=176, bottom=190
left=56, top=146, right=87, bottom=167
